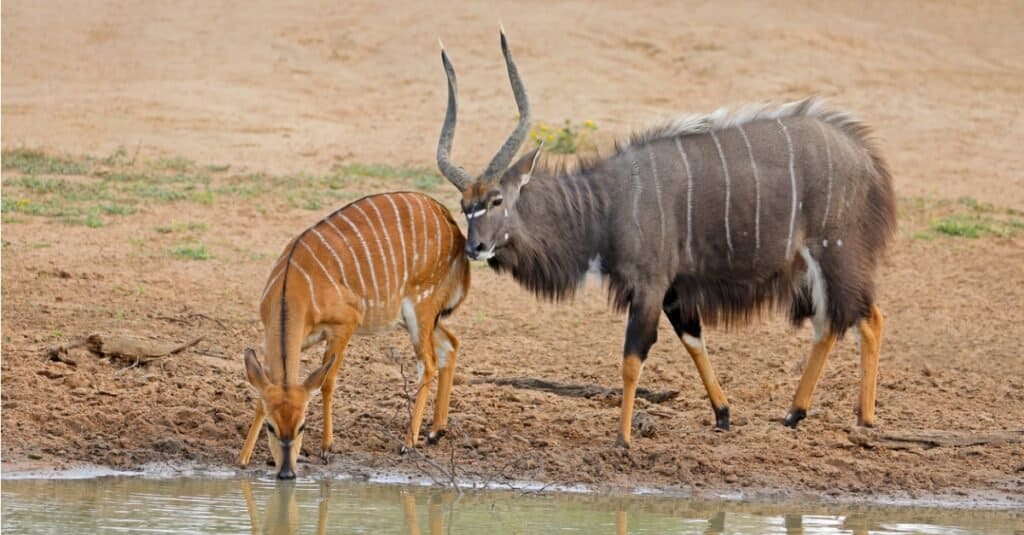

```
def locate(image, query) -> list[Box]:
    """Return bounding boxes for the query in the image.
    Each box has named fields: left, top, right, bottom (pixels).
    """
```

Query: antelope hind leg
left=428, top=325, right=458, bottom=444
left=401, top=303, right=439, bottom=453
left=857, top=304, right=884, bottom=427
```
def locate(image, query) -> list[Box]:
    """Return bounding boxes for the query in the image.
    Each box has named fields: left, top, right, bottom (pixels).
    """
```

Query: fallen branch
left=848, top=428, right=1024, bottom=450
left=469, top=377, right=678, bottom=404
left=83, top=333, right=204, bottom=366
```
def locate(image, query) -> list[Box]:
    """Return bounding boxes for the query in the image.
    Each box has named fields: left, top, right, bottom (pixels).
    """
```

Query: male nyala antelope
left=437, top=32, right=895, bottom=448
left=239, top=192, right=470, bottom=478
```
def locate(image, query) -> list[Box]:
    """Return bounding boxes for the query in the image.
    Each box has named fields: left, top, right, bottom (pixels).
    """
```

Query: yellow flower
left=546, top=133, right=556, bottom=142
left=16, top=198, right=30, bottom=208
left=538, top=123, right=549, bottom=132
left=583, top=119, right=597, bottom=129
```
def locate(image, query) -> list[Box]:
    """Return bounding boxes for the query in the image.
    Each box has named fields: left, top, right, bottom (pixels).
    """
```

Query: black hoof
left=426, top=429, right=447, bottom=445
left=714, top=406, right=731, bottom=431
left=783, top=408, right=806, bottom=428
left=398, top=443, right=412, bottom=455
left=614, top=432, right=631, bottom=450
left=319, top=450, right=331, bottom=465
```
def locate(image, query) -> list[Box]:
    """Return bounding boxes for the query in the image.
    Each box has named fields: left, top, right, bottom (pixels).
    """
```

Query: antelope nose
left=464, top=240, right=486, bottom=258
left=277, top=465, right=296, bottom=480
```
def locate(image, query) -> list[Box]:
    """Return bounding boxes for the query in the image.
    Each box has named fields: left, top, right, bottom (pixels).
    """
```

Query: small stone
left=725, top=473, right=738, bottom=484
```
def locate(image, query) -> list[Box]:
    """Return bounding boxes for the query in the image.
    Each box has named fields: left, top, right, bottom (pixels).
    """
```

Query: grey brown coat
left=437, top=32, right=894, bottom=448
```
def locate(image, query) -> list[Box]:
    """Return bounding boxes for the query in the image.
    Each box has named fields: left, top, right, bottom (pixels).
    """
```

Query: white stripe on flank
left=427, top=204, right=444, bottom=268
left=310, top=227, right=350, bottom=289
left=260, top=268, right=284, bottom=303
left=398, top=194, right=420, bottom=265
left=289, top=259, right=321, bottom=315
left=323, top=217, right=367, bottom=301
left=736, top=125, right=761, bottom=251
left=628, top=151, right=644, bottom=239
left=299, top=239, right=343, bottom=300
left=647, top=146, right=666, bottom=251
left=674, top=137, right=695, bottom=264
left=334, top=213, right=380, bottom=308
left=352, top=203, right=392, bottom=302
left=385, top=195, right=409, bottom=287
left=817, top=122, right=834, bottom=230
left=710, top=131, right=733, bottom=260
left=412, top=195, right=429, bottom=268
left=366, top=199, right=401, bottom=295
left=778, top=119, right=798, bottom=259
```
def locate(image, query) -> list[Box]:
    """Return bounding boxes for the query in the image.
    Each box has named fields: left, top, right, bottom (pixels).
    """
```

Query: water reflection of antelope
left=238, top=193, right=471, bottom=478
left=240, top=480, right=328, bottom=535
left=436, top=31, right=895, bottom=447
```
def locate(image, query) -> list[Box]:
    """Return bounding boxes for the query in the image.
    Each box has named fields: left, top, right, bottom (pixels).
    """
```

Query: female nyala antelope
left=239, top=192, right=470, bottom=478
left=437, top=32, right=895, bottom=448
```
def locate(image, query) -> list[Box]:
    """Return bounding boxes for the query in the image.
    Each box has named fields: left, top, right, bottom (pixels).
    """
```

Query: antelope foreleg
left=319, top=323, right=355, bottom=462
left=857, top=305, right=884, bottom=427
left=784, top=331, right=838, bottom=427
left=616, top=296, right=661, bottom=449
left=238, top=400, right=266, bottom=466
left=681, top=334, right=730, bottom=430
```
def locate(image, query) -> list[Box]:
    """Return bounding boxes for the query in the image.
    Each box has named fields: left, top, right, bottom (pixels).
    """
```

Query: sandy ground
left=3, top=1, right=1023, bottom=506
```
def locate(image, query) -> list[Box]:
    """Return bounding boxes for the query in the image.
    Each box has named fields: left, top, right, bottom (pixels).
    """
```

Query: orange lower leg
left=616, top=354, right=644, bottom=448
left=857, top=305, right=884, bottom=426
left=429, top=326, right=458, bottom=443
left=681, top=335, right=730, bottom=429
left=784, top=332, right=838, bottom=427
left=238, top=401, right=266, bottom=466
left=319, top=327, right=353, bottom=458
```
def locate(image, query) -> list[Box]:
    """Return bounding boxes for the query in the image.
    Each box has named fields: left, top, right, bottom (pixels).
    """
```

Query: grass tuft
left=2, top=148, right=91, bottom=175
left=169, top=243, right=211, bottom=260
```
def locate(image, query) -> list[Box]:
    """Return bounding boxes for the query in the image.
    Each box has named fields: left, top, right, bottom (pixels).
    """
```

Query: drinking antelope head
left=243, top=348, right=336, bottom=479
left=437, top=30, right=538, bottom=262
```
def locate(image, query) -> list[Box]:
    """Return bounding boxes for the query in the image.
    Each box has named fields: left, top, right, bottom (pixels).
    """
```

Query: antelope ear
left=303, top=353, right=337, bottom=393
left=243, top=348, right=270, bottom=391
left=504, top=147, right=542, bottom=188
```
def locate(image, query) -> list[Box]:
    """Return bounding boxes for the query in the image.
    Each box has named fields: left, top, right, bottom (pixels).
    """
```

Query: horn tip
left=438, top=38, right=445, bottom=51
left=499, top=21, right=506, bottom=35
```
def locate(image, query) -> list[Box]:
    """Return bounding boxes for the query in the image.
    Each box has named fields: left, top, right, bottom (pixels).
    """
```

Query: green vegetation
left=154, top=222, right=208, bottom=234
left=904, top=195, right=1023, bottom=240
left=2, top=148, right=90, bottom=175
left=169, top=243, right=211, bottom=260
left=529, top=119, right=598, bottom=154
left=1, top=147, right=452, bottom=226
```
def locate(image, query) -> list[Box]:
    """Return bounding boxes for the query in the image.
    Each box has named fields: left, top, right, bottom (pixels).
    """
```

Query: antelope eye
left=297, top=423, right=306, bottom=434
left=492, top=198, right=503, bottom=207
left=266, top=424, right=277, bottom=436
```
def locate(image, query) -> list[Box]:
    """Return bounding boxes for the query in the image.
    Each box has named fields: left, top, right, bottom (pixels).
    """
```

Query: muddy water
left=2, top=477, right=1021, bottom=534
